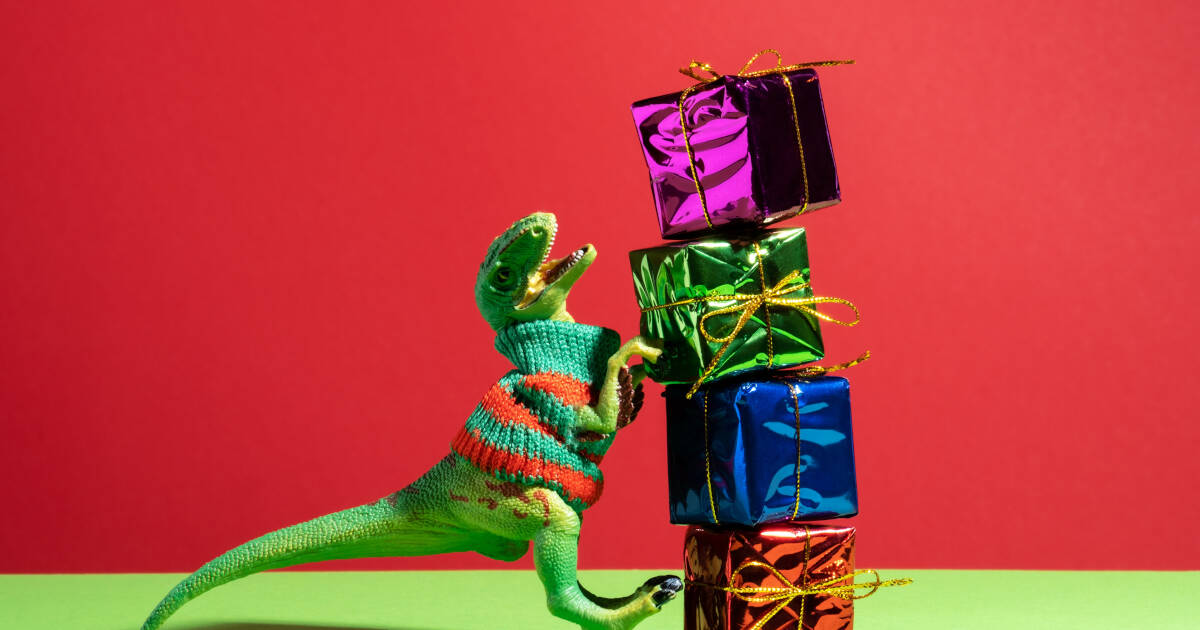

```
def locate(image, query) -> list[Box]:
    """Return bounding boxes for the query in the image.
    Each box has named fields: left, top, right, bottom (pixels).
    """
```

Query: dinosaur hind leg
left=532, top=498, right=679, bottom=630
left=432, top=456, right=680, bottom=629
left=453, top=483, right=679, bottom=630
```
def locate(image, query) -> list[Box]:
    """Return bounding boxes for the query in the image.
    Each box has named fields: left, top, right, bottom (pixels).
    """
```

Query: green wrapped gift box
left=629, top=228, right=858, bottom=393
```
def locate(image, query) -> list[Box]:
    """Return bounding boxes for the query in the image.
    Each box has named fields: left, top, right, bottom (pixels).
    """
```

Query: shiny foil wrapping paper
left=685, top=523, right=856, bottom=630
left=629, top=228, right=823, bottom=386
left=631, top=68, right=840, bottom=239
left=665, top=375, right=858, bottom=527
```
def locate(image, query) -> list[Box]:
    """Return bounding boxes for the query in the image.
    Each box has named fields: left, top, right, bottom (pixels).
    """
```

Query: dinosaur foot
left=643, top=575, right=683, bottom=608
left=577, top=575, right=682, bottom=630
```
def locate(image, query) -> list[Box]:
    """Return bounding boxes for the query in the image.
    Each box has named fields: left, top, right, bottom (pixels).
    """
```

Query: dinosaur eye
left=494, top=267, right=512, bottom=285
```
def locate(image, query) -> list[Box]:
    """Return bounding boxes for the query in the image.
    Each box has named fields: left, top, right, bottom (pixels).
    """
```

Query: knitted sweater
left=451, top=319, right=621, bottom=512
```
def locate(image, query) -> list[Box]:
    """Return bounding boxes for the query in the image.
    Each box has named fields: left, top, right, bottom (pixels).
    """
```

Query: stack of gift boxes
left=626, top=51, right=908, bottom=629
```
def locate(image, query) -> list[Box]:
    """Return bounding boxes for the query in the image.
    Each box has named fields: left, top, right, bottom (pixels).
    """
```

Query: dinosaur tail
left=140, top=494, right=448, bottom=630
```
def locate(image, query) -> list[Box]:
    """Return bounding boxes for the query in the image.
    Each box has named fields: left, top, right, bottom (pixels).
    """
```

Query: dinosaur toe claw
left=645, top=575, right=683, bottom=608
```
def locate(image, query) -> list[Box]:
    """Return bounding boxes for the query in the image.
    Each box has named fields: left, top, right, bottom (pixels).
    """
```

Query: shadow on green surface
left=173, top=624, right=433, bottom=630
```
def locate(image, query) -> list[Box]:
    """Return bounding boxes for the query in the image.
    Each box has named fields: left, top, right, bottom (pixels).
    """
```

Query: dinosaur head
left=475, top=212, right=597, bottom=332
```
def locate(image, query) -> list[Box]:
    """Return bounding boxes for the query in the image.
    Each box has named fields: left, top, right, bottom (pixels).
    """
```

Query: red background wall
left=2, top=1, right=1198, bottom=573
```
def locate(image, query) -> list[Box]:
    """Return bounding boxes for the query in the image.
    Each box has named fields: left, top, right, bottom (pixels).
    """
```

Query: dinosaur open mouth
left=543, top=247, right=588, bottom=285
left=515, top=245, right=592, bottom=309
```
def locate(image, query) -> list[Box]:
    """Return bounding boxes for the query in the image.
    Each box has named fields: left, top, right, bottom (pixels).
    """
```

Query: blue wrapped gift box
left=665, top=374, right=858, bottom=526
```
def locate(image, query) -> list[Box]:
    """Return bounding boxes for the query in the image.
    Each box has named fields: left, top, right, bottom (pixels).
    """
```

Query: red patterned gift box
left=684, top=523, right=908, bottom=630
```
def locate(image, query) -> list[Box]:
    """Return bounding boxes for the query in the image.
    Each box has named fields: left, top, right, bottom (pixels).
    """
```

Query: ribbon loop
left=639, top=260, right=865, bottom=399
left=680, top=49, right=855, bottom=86
left=679, top=60, right=721, bottom=83
left=695, top=272, right=859, bottom=344
left=737, top=48, right=786, bottom=76
left=793, top=350, right=871, bottom=377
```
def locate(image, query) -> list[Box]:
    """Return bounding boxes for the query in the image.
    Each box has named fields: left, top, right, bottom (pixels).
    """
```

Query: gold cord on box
left=675, top=50, right=854, bottom=227
left=687, top=523, right=911, bottom=630
left=640, top=251, right=866, bottom=399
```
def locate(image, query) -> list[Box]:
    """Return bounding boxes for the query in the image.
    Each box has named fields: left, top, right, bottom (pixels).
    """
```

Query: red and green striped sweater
left=452, top=319, right=621, bottom=512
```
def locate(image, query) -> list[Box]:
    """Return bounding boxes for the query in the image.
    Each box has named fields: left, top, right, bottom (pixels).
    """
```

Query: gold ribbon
left=676, top=50, right=854, bottom=228
left=640, top=243, right=866, bottom=399
left=693, top=561, right=911, bottom=630
left=700, top=391, right=721, bottom=524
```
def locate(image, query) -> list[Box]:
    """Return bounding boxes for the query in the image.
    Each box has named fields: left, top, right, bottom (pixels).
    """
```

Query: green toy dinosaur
left=141, top=212, right=678, bottom=630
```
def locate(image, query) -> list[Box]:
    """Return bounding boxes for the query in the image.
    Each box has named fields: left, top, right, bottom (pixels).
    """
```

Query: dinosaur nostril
left=530, top=227, right=543, bottom=238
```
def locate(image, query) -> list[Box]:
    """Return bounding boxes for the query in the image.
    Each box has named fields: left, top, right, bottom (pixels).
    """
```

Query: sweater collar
left=494, top=319, right=620, bottom=380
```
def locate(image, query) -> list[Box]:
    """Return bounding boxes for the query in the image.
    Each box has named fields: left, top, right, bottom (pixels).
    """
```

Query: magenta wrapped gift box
left=631, top=66, right=841, bottom=239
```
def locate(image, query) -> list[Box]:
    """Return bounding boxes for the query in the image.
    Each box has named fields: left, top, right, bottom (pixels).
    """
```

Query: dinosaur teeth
left=543, top=247, right=587, bottom=284
left=517, top=245, right=588, bottom=310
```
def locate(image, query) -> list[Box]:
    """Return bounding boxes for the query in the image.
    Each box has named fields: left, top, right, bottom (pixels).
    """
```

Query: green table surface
left=1, top=570, right=1196, bottom=629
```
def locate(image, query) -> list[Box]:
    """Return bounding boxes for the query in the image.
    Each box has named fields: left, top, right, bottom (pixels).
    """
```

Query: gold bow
left=696, top=560, right=911, bottom=630
left=675, top=49, right=854, bottom=228
left=640, top=243, right=865, bottom=398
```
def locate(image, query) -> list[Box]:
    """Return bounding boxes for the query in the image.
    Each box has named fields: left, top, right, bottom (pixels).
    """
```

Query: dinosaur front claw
left=611, top=336, right=663, bottom=367
left=639, top=341, right=663, bottom=364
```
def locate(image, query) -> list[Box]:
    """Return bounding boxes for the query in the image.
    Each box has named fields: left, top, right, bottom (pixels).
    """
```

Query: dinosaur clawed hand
left=609, top=336, right=663, bottom=368
left=630, top=337, right=664, bottom=364
left=599, top=337, right=661, bottom=433
left=615, top=367, right=645, bottom=429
